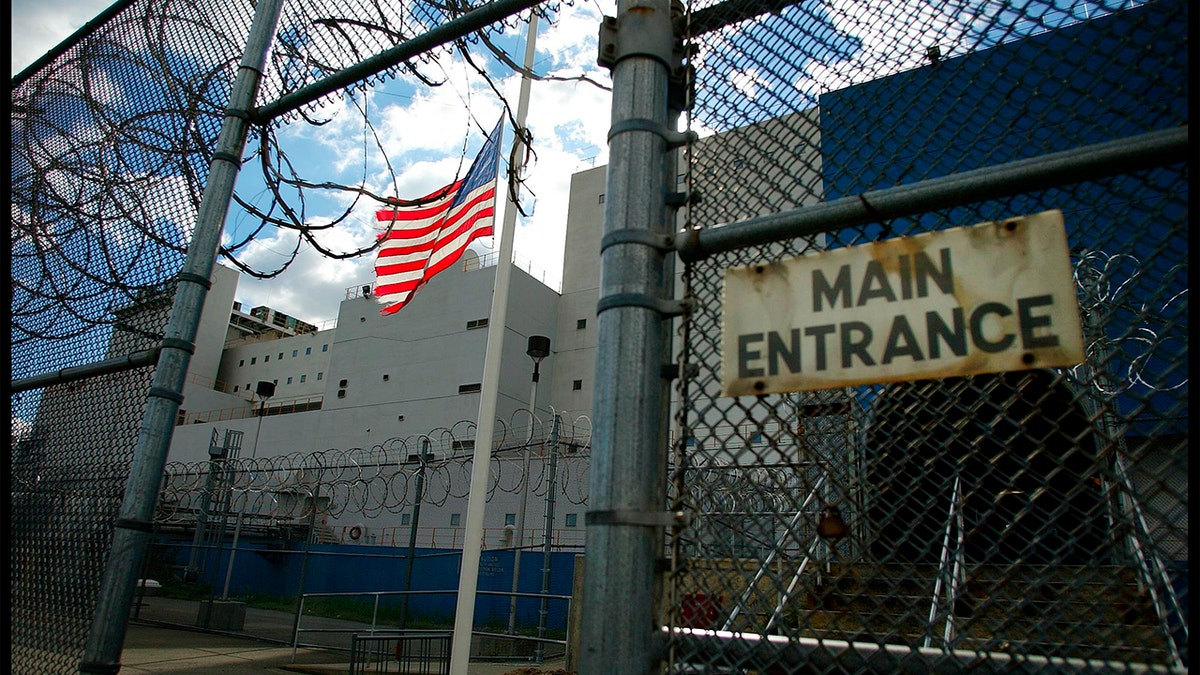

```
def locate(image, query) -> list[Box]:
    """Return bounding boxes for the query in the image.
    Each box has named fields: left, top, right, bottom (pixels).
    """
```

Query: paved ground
left=120, top=597, right=570, bottom=674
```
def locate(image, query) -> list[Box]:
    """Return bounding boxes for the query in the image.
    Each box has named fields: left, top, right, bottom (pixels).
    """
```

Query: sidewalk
left=122, top=597, right=570, bottom=674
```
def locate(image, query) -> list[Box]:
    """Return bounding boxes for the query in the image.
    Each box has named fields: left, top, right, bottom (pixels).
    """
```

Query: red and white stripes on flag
left=373, top=120, right=503, bottom=315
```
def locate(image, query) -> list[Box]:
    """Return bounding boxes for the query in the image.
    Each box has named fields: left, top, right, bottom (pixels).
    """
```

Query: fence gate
left=653, top=0, right=1188, bottom=673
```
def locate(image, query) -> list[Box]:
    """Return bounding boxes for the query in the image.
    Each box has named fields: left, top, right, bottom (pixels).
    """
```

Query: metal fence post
left=76, top=1, right=284, bottom=671
left=402, top=440, right=430, bottom=630
left=581, top=1, right=688, bottom=672
left=536, top=414, right=562, bottom=662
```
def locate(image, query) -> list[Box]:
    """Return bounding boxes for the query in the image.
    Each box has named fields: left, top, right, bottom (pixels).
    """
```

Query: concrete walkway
left=121, top=597, right=570, bottom=674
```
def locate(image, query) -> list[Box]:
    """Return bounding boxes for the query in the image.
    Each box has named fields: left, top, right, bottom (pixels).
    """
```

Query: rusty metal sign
left=722, top=210, right=1086, bottom=396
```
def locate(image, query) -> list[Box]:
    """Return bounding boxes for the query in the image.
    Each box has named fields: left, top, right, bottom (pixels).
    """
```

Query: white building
left=158, top=111, right=830, bottom=551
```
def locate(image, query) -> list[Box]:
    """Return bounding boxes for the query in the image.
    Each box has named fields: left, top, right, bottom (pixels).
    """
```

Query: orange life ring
left=348, top=525, right=363, bottom=541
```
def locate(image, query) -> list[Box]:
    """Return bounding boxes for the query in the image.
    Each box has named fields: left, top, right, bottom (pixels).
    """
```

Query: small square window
left=239, top=359, right=245, bottom=367
left=287, top=377, right=293, bottom=384
left=278, top=353, right=284, bottom=360
left=565, top=513, right=578, bottom=528
left=234, top=385, right=240, bottom=392
left=306, top=347, right=312, bottom=355
left=337, top=389, right=346, bottom=398
left=505, top=513, right=516, bottom=526
left=265, top=355, right=270, bottom=362
left=300, top=374, right=307, bottom=383
left=401, top=513, right=411, bottom=526
left=459, top=383, right=482, bottom=394
left=573, top=380, right=583, bottom=391
left=576, top=319, right=587, bottom=330
left=292, top=349, right=298, bottom=358
left=322, top=344, right=328, bottom=352
left=250, top=357, right=256, bottom=365
left=317, top=372, right=323, bottom=380
left=598, top=193, right=605, bottom=203
left=450, top=514, right=462, bottom=527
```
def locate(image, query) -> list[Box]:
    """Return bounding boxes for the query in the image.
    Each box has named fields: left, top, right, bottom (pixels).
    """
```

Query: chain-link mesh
left=10, top=0, right=557, bottom=671
left=667, top=0, right=1187, bottom=672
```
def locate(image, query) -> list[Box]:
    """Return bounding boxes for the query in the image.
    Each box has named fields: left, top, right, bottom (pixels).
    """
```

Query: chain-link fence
left=660, top=0, right=1188, bottom=672
left=11, top=0, right=557, bottom=671
left=11, top=0, right=1188, bottom=673
left=136, top=419, right=589, bottom=655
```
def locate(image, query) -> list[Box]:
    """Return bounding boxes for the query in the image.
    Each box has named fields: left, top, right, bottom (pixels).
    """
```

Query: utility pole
left=510, top=336, right=551, bottom=635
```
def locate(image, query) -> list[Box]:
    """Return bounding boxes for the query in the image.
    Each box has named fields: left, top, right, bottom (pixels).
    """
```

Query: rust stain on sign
left=722, top=210, right=1085, bottom=396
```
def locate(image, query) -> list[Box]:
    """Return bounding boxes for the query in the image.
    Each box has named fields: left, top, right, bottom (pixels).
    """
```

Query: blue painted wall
left=158, top=536, right=578, bottom=631
left=819, top=0, right=1188, bottom=434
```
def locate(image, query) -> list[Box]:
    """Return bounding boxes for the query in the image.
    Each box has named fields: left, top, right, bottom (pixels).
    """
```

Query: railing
left=292, top=589, right=572, bottom=661
left=350, top=631, right=452, bottom=674
left=177, top=396, right=324, bottom=425
left=330, top=523, right=587, bottom=550
left=346, top=250, right=561, bottom=301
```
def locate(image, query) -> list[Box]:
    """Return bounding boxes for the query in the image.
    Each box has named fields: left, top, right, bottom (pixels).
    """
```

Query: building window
left=265, top=355, right=270, bottom=362
left=450, top=514, right=462, bottom=527
left=505, top=513, right=516, bottom=526
left=466, top=318, right=489, bottom=330
left=306, top=347, right=312, bottom=355
left=573, top=379, right=583, bottom=391
left=234, top=385, right=240, bottom=392
left=459, top=383, right=482, bottom=394
left=598, top=193, right=605, bottom=203
left=250, top=357, right=256, bottom=364
left=278, top=353, right=284, bottom=360
left=287, top=377, right=293, bottom=385
left=576, top=318, right=586, bottom=330
left=401, top=513, right=411, bottom=526
left=337, top=389, right=346, bottom=398
left=322, top=344, right=328, bottom=352
left=300, top=374, right=307, bottom=383
left=292, top=349, right=298, bottom=358
left=383, top=374, right=390, bottom=381
left=565, top=513, right=578, bottom=528
left=239, top=359, right=245, bottom=367
left=317, top=372, right=323, bottom=380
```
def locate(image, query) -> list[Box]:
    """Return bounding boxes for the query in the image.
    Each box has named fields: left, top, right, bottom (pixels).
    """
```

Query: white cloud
left=10, top=0, right=114, bottom=76
left=14, top=0, right=613, bottom=327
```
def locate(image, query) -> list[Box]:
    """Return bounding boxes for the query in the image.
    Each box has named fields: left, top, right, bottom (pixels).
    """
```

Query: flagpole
left=449, top=12, right=539, bottom=675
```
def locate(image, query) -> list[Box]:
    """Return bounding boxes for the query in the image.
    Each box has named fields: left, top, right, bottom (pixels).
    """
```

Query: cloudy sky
left=12, top=0, right=1103, bottom=328
left=12, top=0, right=616, bottom=327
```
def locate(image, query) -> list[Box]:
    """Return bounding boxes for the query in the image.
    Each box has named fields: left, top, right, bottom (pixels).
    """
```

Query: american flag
left=373, top=119, right=503, bottom=316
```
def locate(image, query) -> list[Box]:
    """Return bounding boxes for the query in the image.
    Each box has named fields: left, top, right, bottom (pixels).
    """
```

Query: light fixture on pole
left=509, top=335, right=550, bottom=635
left=250, top=380, right=274, bottom=458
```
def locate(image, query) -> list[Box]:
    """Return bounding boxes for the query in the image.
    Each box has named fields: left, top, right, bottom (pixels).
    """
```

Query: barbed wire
left=11, top=0, right=604, bottom=348
left=155, top=412, right=593, bottom=523
left=1071, top=249, right=1188, bottom=395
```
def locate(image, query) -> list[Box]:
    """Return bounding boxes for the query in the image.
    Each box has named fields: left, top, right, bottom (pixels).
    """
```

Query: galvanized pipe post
left=535, top=414, right=562, bottom=662
left=77, top=1, right=284, bottom=671
left=401, top=438, right=430, bottom=630
left=582, top=2, right=689, bottom=672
